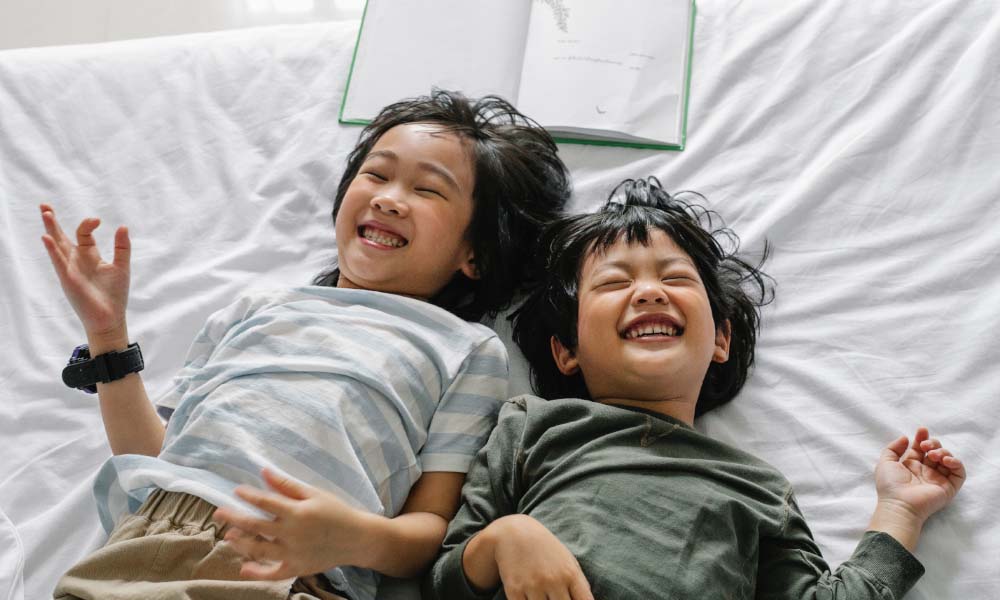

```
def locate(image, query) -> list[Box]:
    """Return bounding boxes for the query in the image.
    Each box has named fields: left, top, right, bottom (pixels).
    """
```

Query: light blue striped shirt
left=92, top=286, right=509, bottom=600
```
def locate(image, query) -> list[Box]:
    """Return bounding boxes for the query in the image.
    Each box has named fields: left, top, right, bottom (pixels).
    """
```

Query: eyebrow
left=593, top=257, right=696, bottom=273
left=598, top=256, right=694, bottom=269
left=363, top=150, right=462, bottom=194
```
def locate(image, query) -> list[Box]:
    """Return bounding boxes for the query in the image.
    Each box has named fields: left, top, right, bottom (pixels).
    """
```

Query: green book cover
left=340, top=0, right=696, bottom=151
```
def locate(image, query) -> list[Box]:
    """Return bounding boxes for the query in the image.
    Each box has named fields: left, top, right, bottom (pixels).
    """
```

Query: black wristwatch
left=62, top=343, right=144, bottom=394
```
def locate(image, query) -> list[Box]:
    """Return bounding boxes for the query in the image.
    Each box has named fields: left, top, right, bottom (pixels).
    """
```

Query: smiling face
left=551, top=229, right=731, bottom=420
left=334, top=123, right=478, bottom=299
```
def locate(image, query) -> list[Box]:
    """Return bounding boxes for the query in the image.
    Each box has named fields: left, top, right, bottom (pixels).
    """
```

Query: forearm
left=758, top=492, right=926, bottom=600
left=88, top=326, right=164, bottom=456
left=362, top=511, right=450, bottom=579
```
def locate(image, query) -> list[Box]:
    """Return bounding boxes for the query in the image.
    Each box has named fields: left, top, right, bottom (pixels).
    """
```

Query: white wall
left=0, top=0, right=363, bottom=51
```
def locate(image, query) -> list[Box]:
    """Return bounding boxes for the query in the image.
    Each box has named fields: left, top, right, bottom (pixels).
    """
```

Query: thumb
left=261, top=468, right=311, bottom=500
left=880, top=435, right=909, bottom=465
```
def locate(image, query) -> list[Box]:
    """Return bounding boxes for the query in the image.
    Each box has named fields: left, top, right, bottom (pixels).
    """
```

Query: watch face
left=67, top=345, right=98, bottom=393
left=69, top=344, right=91, bottom=365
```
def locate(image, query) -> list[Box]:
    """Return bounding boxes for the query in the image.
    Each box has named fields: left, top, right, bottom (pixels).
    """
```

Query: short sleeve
left=419, top=335, right=509, bottom=473
left=423, top=399, right=527, bottom=600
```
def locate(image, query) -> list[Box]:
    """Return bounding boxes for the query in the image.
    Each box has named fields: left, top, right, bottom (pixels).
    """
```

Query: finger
left=569, top=574, right=594, bottom=600
left=112, top=226, right=131, bottom=269
left=223, top=529, right=282, bottom=561
left=234, top=485, right=296, bottom=517
left=902, top=428, right=929, bottom=462
left=925, top=447, right=950, bottom=464
left=547, top=589, right=572, bottom=600
left=40, top=207, right=73, bottom=253
left=880, top=435, right=909, bottom=463
left=911, top=427, right=930, bottom=451
left=213, top=506, right=280, bottom=537
left=76, top=218, right=102, bottom=249
left=261, top=468, right=312, bottom=501
left=221, top=526, right=253, bottom=543
left=240, top=559, right=294, bottom=581
left=942, top=455, right=966, bottom=480
left=920, top=438, right=942, bottom=453
left=41, top=234, right=70, bottom=275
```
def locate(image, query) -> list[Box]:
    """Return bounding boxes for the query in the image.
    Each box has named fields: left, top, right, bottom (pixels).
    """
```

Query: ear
left=713, top=319, right=732, bottom=363
left=550, top=336, right=580, bottom=375
left=457, top=247, right=480, bottom=280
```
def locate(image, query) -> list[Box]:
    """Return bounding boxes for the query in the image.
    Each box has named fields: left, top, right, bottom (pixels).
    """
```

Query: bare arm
left=212, top=469, right=465, bottom=580
left=84, top=327, right=164, bottom=456
left=40, top=204, right=164, bottom=456
left=365, top=471, right=465, bottom=577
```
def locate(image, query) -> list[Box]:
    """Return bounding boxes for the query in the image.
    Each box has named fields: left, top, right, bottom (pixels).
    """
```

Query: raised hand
left=39, top=204, right=131, bottom=338
left=212, top=468, right=376, bottom=580
left=874, top=427, right=966, bottom=524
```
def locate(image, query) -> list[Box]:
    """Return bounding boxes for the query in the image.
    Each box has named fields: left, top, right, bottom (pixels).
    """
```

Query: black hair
left=512, top=177, right=774, bottom=417
left=314, top=89, right=571, bottom=321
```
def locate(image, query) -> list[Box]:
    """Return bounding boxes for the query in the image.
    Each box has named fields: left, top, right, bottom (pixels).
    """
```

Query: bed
left=2, top=2, right=998, bottom=598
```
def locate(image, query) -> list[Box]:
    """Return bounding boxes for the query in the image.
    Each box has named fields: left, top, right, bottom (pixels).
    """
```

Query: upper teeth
left=624, top=323, right=679, bottom=339
left=362, top=226, right=406, bottom=248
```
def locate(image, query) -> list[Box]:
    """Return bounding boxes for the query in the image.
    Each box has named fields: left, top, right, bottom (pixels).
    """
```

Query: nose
left=371, top=193, right=409, bottom=217
left=632, top=281, right=668, bottom=305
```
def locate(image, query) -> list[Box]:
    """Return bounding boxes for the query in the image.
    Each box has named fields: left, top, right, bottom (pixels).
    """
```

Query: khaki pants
left=54, top=489, right=348, bottom=600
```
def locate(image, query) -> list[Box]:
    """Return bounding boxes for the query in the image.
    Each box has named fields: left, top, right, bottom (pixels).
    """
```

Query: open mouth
left=621, top=318, right=684, bottom=340
left=359, top=225, right=408, bottom=248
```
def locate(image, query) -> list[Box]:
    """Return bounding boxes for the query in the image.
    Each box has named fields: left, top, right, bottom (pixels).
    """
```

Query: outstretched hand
left=212, top=468, right=375, bottom=580
left=39, top=204, right=131, bottom=337
left=874, top=427, right=966, bottom=524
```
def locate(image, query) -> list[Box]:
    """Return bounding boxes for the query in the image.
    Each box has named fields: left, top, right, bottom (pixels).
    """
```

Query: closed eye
left=594, top=280, right=631, bottom=290
left=662, top=275, right=698, bottom=285
left=362, top=171, right=387, bottom=181
left=415, top=187, right=446, bottom=199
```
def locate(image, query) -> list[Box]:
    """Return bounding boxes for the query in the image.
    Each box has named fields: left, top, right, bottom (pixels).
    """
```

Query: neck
left=335, top=273, right=428, bottom=301
left=336, top=273, right=363, bottom=290
left=596, top=396, right=696, bottom=426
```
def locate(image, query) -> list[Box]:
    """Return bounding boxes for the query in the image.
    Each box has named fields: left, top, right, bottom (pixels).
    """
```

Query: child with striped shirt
left=41, top=90, right=569, bottom=600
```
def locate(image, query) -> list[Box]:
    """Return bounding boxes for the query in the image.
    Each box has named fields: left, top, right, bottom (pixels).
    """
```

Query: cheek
left=333, top=213, right=353, bottom=243
left=575, top=298, right=616, bottom=347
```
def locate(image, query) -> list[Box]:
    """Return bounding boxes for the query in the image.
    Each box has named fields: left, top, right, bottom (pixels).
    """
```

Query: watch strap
left=62, top=343, right=144, bottom=389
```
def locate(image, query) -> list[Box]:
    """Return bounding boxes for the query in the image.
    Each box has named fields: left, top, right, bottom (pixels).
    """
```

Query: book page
left=516, top=0, right=691, bottom=143
left=341, top=0, right=532, bottom=122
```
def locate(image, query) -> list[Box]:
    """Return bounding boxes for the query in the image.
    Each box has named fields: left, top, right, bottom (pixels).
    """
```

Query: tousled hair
left=314, top=89, right=571, bottom=321
left=512, top=177, right=774, bottom=416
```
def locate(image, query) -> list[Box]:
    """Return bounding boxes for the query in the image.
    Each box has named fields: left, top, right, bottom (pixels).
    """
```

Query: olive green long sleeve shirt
left=424, top=396, right=924, bottom=599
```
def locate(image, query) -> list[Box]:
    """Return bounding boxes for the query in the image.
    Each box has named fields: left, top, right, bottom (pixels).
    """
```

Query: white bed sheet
left=2, top=2, right=999, bottom=599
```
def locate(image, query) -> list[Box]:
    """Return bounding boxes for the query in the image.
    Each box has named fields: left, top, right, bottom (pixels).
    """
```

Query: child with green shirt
left=423, top=177, right=966, bottom=600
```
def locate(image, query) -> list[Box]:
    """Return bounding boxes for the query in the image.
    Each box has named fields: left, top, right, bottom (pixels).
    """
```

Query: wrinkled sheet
left=2, top=2, right=999, bottom=599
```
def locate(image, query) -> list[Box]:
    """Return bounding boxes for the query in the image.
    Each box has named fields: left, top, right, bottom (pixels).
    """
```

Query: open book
left=340, top=0, right=696, bottom=151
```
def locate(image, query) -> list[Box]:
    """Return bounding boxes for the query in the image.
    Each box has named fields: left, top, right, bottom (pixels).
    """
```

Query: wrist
left=462, top=517, right=509, bottom=592
left=868, top=499, right=925, bottom=553
left=85, top=325, right=130, bottom=355
left=352, top=510, right=391, bottom=571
